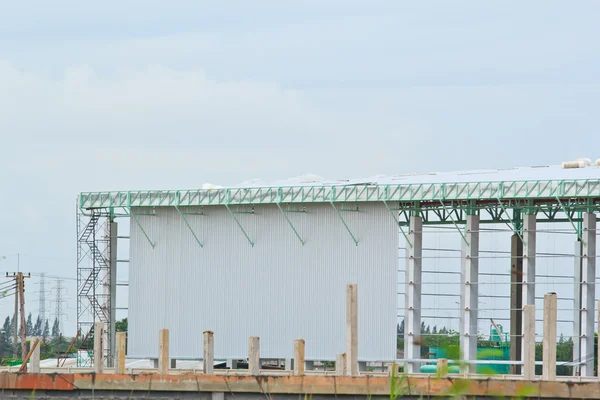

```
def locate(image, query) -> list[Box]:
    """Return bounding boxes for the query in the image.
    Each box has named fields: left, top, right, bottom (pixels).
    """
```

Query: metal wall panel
left=128, top=203, right=397, bottom=361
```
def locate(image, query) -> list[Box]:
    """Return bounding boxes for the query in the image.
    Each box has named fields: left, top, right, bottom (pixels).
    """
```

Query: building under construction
left=77, top=160, right=600, bottom=375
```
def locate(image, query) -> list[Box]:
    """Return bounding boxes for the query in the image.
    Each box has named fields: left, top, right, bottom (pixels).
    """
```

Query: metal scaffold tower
left=76, top=208, right=115, bottom=367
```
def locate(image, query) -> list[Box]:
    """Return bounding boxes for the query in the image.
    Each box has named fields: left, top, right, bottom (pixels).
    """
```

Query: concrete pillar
left=436, top=358, right=448, bottom=377
left=509, top=233, right=523, bottom=375
left=293, top=339, right=305, bottom=376
left=404, top=216, right=422, bottom=373
left=346, top=283, right=358, bottom=376
left=542, top=293, right=557, bottom=381
left=580, top=213, right=596, bottom=376
left=94, top=322, right=105, bottom=374
left=248, top=336, right=260, bottom=375
left=573, top=240, right=582, bottom=376
left=523, top=305, right=535, bottom=380
left=460, top=214, right=479, bottom=374
left=30, top=338, right=40, bottom=374
left=203, top=331, right=214, bottom=374
left=115, top=332, right=126, bottom=374
left=158, top=329, right=169, bottom=374
left=522, top=214, right=536, bottom=306
left=335, top=353, right=346, bottom=376
left=108, top=220, right=118, bottom=368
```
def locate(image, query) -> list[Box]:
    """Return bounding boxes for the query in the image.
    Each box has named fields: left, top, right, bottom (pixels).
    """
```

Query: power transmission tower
left=38, top=273, right=48, bottom=326
left=51, top=279, right=67, bottom=335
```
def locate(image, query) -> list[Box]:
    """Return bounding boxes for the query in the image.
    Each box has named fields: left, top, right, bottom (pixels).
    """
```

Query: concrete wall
left=128, top=203, right=398, bottom=361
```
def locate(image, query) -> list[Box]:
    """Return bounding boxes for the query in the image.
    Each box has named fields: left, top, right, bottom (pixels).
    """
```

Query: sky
left=1, top=1, right=600, bottom=337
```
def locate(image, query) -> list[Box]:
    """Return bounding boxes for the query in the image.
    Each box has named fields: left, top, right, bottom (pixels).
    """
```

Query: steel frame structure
left=78, top=176, right=600, bottom=376
left=76, top=208, right=113, bottom=367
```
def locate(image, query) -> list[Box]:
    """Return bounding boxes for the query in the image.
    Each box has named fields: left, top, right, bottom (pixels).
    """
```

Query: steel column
left=460, top=215, right=479, bottom=373
left=404, top=216, right=422, bottom=373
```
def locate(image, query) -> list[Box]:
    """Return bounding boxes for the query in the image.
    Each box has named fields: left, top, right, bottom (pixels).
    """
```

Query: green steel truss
left=79, top=180, right=600, bottom=236
left=80, top=179, right=600, bottom=210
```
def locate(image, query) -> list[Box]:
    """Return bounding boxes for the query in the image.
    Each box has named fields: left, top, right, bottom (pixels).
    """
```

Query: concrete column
left=460, top=214, right=479, bottom=374
left=335, top=353, right=346, bottom=376
left=510, top=233, right=523, bottom=375
left=248, top=336, right=260, bottom=375
left=94, top=322, right=105, bottom=373
left=573, top=240, right=582, bottom=376
left=293, top=339, right=305, bottom=376
left=523, top=305, right=535, bottom=380
left=115, top=332, right=126, bottom=374
left=542, top=293, right=557, bottom=381
left=404, top=216, right=422, bottom=373
left=108, top=221, right=118, bottom=368
left=580, top=213, right=596, bottom=376
left=203, top=331, right=214, bottom=374
left=346, top=283, right=358, bottom=376
left=436, top=358, right=448, bottom=377
left=522, top=214, right=536, bottom=306
left=30, top=338, right=41, bottom=374
left=158, top=329, right=169, bottom=374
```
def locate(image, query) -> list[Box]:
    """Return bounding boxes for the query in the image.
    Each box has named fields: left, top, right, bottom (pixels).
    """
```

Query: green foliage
left=116, top=317, right=128, bottom=332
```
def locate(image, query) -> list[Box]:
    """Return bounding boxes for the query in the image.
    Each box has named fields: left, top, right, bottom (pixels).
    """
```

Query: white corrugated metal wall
left=128, top=203, right=397, bottom=361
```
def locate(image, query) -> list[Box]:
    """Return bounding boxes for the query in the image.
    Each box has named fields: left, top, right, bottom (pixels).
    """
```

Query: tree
left=51, top=318, right=60, bottom=337
left=2, top=317, right=9, bottom=335
left=398, top=319, right=404, bottom=339
left=42, top=320, right=49, bottom=338
left=33, top=316, right=42, bottom=337
left=432, top=325, right=438, bottom=335
left=116, top=318, right=128, bottom=332
left=26, top=313, right=33, bottom=335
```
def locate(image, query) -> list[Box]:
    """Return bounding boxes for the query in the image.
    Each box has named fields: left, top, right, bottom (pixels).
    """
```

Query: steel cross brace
left=128, top=209, right=155, bottom=249
left=224, top=204, right=254, bottom=247
left=175, top=206, right=203, bottom=248
left=438, top=201, right=469, bottom=246
left=383, top=200, right=413, bottom=248
left=555, top=196, right=585, bottom=245
left=276, top=203, right=305, bottom=245
left=330, top=202, right=359, bottom=246
left=495, top=198, right=526, bottom=247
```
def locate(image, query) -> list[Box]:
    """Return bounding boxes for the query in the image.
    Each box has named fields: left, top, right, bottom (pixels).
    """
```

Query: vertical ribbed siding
left=129, top=203, right=397, bottom=361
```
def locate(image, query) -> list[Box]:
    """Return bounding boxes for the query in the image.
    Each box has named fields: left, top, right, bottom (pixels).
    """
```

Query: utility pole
left=6, top=272, right=31, bottom=360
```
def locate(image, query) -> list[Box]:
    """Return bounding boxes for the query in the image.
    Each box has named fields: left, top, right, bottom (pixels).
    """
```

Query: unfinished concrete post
left=203, top=331, right=214, bottom=374
left=405, top=216, right=422, bottom=373
left=335, top=353, right=346, bottom=376
left=115, top=332, right=126, bottom=374
left=436, top=358, right=448, bottom=377
left=94, top=322, right=105, bottom=373
left=293, top=339, right=305, bottom=376
left=523, top=305, right=535, bottom=380
left=30, top=337, right=41, bottom=373
left=580, top=213, right=596, bottom=376
left=159, top=329, right=169, bottom=374
left=346, top=283, right=358, bottom=376
left=248, top=336, right=260, bottom=375
left=542, top=293, right=557, bottom=381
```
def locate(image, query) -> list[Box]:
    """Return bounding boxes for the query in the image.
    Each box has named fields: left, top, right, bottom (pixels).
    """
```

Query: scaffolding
left=76, top=208, right=113, bottom=367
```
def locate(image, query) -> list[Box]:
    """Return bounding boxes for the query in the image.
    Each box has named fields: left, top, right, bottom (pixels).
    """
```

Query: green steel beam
left=276, top=203, right=305, bottom=245
left=224, top=204, right=254, bottom=247
left=495, top=198, right=526, bottom=246
left=79, top=178, right=600, bottom=209
left=129, top=210, right=155, bottom=249
left=439, top=201, right=469, bottom=246
left=174, top=205, right=203, bottom=248
left=330, top=202, right=359, bottom=246
left=382, top=200, right=412, bottom=248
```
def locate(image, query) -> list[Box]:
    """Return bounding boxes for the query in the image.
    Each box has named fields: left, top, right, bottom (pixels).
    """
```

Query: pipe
left=562, top=158, right=592, bottom=169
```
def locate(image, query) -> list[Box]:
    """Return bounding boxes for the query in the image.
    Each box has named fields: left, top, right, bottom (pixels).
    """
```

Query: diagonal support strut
left=439, top=201, right=469, bottom=246
left=129, top=209, right=155, bottom=249
left=382, top=200, right=412, bottom=248
left=276, top=203, right=305, bottom=245
left=330, top=202, right=358, bottom=246
left=224, top=204, right=254, bottom=247
left=175, top=206, right=203, bottom=248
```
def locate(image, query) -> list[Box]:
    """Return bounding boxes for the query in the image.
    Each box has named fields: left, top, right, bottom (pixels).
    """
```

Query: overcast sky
left=1, top=1, right=599, bottom=336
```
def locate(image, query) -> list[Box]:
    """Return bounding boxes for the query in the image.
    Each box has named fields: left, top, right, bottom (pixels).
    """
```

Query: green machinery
left=420, top=324, right=510, bottom=374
